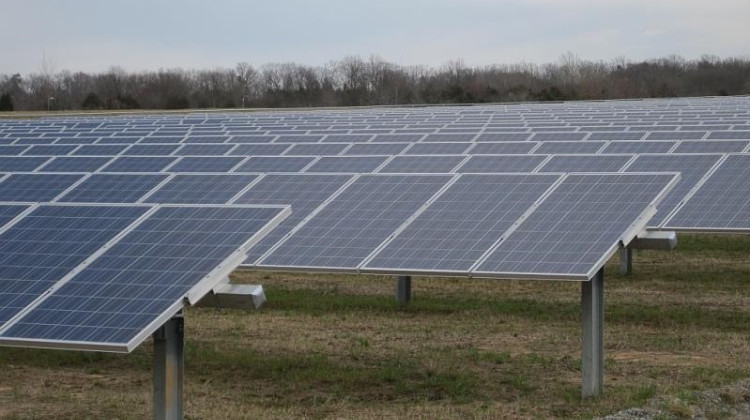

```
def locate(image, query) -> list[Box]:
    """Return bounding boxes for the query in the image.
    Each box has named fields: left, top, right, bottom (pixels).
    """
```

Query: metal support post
left=396, top=275, right=411, bottom=305
left=581, top=268, right=604, bottom=398
left=619, top=246, right=633, bottom=275
left=153, top=313, right=184, bottom=420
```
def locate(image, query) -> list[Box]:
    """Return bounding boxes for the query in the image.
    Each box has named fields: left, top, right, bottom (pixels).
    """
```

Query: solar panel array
left=1, top=95, right=749, bottom=352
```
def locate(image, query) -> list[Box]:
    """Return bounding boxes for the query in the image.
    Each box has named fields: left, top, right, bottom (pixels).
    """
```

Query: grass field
left=1, top=234, right=749, bottom=419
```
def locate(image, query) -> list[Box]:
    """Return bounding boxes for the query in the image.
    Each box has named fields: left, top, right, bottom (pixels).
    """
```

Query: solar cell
left=0, top=204, right=29, bottom=229
left=322, top=134, right=374, bottom=143
left=363, top=174, right=560, bottom=272
left=0, top=146, right=29, bottom=156
left=473, top=173, right=677, bottom=279
left=59, top=174, right=168, bottom=203
left=707, top=131, right=750, bottom=140
left=0, top=174, right=84, bottom=202
left=275, top=135, right=324, bottom=143
left=423, top=134, right=476, bottom=142
left=166, top=156, right=244, bottom=172
left=236, top=173, right=354, bottom=262
left=645, top=131, right=707, bottom=140
left=665, top=155, right=750, bottom=230
left=228, top=135, right=277, bottom=143
left=0, top=205, right=288, bottom=351
left=475, top=133, right=532, bottom=142
left=624, top=154, right=722, bottom=226
left=371, top=134, right=424, bottom=143
left=0, top=204, right=149, bottom=328
left=378, top=155, right=465, bottom=173
left=145, top=174, right=258, bottom=204
left=258, top=174, right=452, bottom=269
left=531, top=132, right=587, bottom=141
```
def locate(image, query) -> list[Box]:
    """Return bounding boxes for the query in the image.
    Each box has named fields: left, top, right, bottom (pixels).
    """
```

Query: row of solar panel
left=0, top=203, right=289, bottom=352
left=0, top=140, right=748, bottom=160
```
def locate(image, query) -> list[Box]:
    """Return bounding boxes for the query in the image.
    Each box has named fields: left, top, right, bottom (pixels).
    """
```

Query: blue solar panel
left=101, top=156, right=177, bottom=172
left=145, top=174, right=258, bottom=204
left=405, top=142, right=472, bottom=155
left=344, top=143, right=408, bottom=155
left=378, top=155, right=465, bottom=173
left=305, top=156, right=389, bottom=173
left=230, top=144, right=290, bottom=156
left=363, top=174, right=560, bottom=273
left=0, top=205, right=288, bottom=351
left=122, top=144, right=181, bottom=156
left=38, top=156, right=112, bottom=173
left=457, top=155, right=546, bottom=173
left=539, top=155, right=632, bottom=173
left=473, top=173, right=677, bottom=279
left=176, top=144, right=234, bottom=156
left=666, top=154, right=750, bottom=230
left=0, top=205, right=149, bottom=329
left=0, top=204, right=29, bottom=229
left=234, top=156, right=314, bottom=173
left=236, top=174, right=353, bottom=263
left=72, top=145, right=129, bottom=156
left=22, top=145, right=77, bottom=156
left=285, top=143, right=348, bottom=156
left=624, top=154, right=722, bottom=226
left=258, top=174, right=452, bottom=269
left=470, top=142, right=536, bottom=155
left=0, top=146, right=30, bottom=156
left=168, top=156, right=244, bottom=172
left=59, top=174, right=168, bottom=203
left=0, top=174, right=84, bottom=202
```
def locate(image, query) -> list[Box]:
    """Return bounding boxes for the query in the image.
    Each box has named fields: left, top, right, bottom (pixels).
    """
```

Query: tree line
left=1, top=53, right=749, bottom=112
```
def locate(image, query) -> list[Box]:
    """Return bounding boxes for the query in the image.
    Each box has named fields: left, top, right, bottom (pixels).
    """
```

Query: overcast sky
left=2, top=0, right=749, bottom=74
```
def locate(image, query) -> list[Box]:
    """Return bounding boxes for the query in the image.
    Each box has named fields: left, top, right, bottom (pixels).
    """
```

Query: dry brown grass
left=1, top=234, right=750, bottom=419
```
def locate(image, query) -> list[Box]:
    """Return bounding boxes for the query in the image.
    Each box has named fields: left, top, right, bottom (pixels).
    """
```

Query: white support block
left=629, top=230, right=677, bottom=250
left=194, top=284, right=266, bottom=310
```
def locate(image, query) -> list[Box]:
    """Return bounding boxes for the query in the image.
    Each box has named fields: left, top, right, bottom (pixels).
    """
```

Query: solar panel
left=645, top=131, right=706, bottom=140
left=285, top=143, right=348, bottom=156
left=166, top=156, right=244, bottom=172
left=405, top=142, right=472, bottom=155
left=378, top=155, right=465, bottom=173
left=532, top=132, right=587, bottom=141
left=665, top=155, right=750, bottom=231
left=423, top=134, right=476, bottom=142
left=22, top=145, right=77, bottom=156
left=475, top=133, right=531, bottom=142
left=234, top=156, right=314, bottom=172
left=230, top=144, right=290, bottom=156
left=176, top=144, right=234, bottom=156
left=0, top=204, right=29, bottom=228
left=707, top=131, right=750, bottom=140
left=0, top=174, right=84, bottom=202
left=37, top=156, right=112, bottom=173
left=228, top=135, right=276, bottom=143
left=363, top=174, right=560, bottom=273
left=322, top=134, right=374, bottom=143
left=624, top=154, right=722, bottom=226
left=0, top=146, right=30, bottom=156
left=257, top=174, right=452, bottom=269
left=72, top=145, right=129, bottom=156
left=344, top=143, right=408, bottom=155
left=671, top=141, right=748, bottom=154
left=0, top=205, right=289, bottom=351
left=235, top=173, right=354, bottom=263
left=0, top=157, right=50, bottom=172
left=144, top=174, right=257, bottom=204
left=305, top=156, right=389, bottom=173
left=534, top=141, right=606, bottom=154
left=469, top=142, right=536, bottom=155
left=457, top=155, right=546, bottom=173
left=101, top=156, right=177, bottom=172
left=59, top=174, right=168, bottom=203
left=122, top=144, right=181, bottom=156
left=275, top=135, right=324, bottom=143
left=371, top=134, right=424, bottom=143
left=0, top=204, right=150, bottom=329
left=538, top=155, right=632, bottom=172
left=473, top=173, right=678, bottom=279
left=600, top=141, right=675, bottom=154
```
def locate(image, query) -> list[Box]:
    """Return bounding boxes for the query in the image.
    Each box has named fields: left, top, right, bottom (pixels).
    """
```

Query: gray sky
left=2, top=0, right=749, bottom=74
